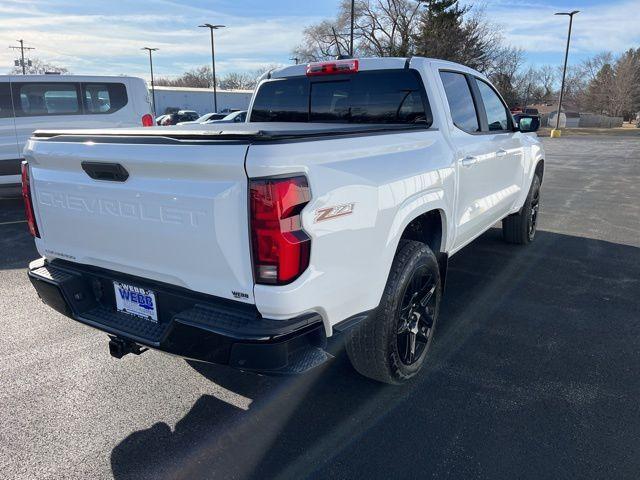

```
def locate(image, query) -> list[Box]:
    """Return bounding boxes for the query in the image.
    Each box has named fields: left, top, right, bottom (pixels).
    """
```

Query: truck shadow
left=110, top=228, right=640, bottom=479
left=0, top=199, right=37, bottom=270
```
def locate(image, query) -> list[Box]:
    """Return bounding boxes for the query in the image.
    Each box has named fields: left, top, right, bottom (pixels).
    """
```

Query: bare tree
left=218, top=65, right=281, bottom=90
left=610, top=49, right=640, bottom=119
left=292, top=0, right=421, bottom=61
left=356, top=0, right=421, bottom=57
left=155, top=66, right=212, bottom=88
left=485, top=47, right=524, bottom=107
left=218, top=72, right=255, bottom=90
left=10, top=58, right=69, bottom=75
left=581, top=52, right=614, bottom=84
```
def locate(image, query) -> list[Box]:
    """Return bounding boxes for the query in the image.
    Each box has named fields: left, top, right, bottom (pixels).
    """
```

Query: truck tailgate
left=24, top=137, right=255, bottom=303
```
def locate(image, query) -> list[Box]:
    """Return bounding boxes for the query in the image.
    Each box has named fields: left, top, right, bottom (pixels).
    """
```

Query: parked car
left=23, top=57, right=544, bottom=384
left=160, top=110, right=199, bottom=126
left=155, top=114, right=168, bottom=125
left=0, top=75, right=152, bottom=197
left=177, top=112, right=227, bottom=125
left=206, top=110, right=247, bottom=123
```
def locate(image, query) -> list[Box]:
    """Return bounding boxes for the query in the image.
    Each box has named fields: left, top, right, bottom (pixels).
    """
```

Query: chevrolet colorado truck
left=23, top=58, right=544, bottom=384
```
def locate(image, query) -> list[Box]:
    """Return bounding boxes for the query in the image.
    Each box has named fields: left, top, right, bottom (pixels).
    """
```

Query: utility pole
left=350, top=0, right=355, bottom=57
left=551, top=10, right=579, bottom=138
left=141, top=47, right=158, bottom=116
left=9, top=40, right=35, bottom=75
left=289, top=57, right=300, bottom=65
left=198, top=23, right=225, bottom=113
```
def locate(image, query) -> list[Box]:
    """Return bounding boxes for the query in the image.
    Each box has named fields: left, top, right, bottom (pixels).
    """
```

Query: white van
left=0, top=75, right=153, bottom=196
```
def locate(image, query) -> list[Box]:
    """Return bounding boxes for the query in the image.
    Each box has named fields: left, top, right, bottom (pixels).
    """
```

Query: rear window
left=82, top=83, right=127, bottom=114
left=250, top=69, right=431, bottom=126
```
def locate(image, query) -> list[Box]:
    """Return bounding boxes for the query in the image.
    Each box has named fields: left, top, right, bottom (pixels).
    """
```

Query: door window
left=439, top=71, right=480, bottom=133
left=476, top=80, right=510, bottom=132
left=12, top=82, right=80, bottom=116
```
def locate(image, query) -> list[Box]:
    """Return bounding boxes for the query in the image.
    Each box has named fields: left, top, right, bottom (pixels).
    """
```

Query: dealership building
left=152, top=86, right=253, bottom=115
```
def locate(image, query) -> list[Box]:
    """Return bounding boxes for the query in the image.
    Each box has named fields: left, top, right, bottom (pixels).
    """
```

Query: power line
left=9, top=39, right=35, bottom=75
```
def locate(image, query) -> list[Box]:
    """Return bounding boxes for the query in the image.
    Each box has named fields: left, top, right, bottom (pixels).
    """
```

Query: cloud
left=483, top=0, right=640, bottom=55
left=1, top=0, right=638, bottom=79
left=0, top=0, right=319, bottom=77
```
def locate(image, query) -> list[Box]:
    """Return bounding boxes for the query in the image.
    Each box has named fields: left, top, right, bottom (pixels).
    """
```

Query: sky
left=0, top=0, right=638, bottom=81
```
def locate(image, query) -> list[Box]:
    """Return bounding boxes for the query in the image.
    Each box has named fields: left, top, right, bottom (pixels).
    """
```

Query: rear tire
left=502, top=174, right=541, bottom=245
left=346, top=240, right=441, bottom=384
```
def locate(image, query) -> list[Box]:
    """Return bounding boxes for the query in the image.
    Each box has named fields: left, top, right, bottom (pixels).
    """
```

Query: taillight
left=21, top=162, right=40, bottom=238
left=250, top=176, right=311, bottom=285
left=306, top=59, right=359, bottom=76
left=141, top=113, right=154, bottom=127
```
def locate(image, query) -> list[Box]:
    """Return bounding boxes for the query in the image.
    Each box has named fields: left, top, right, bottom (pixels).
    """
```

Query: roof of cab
left=267, top=56, right=488, bottom=81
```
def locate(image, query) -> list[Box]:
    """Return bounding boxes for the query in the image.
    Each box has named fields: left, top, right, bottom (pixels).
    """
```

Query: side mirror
left=514, top=114, right=540, bottom=133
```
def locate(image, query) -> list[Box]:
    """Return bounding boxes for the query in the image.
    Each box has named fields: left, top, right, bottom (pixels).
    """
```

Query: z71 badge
left=314, top=203, right=355, bottom=222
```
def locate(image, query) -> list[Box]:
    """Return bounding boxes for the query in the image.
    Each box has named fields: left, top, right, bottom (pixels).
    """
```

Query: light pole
left=199, top=23, right=225, bottom=112
left=552, top=10, right=579, bottom=137
left=350, top=0, right=355, bottom=57
left=141, top=47, right=158, bottom=115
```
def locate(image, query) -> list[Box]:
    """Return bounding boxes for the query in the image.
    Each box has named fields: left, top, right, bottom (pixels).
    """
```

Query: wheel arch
left=534, top=159, right=544, bottom=183
left=400, top=208, right=445, bottom=254
left=395, top=207, right=450, bottom=291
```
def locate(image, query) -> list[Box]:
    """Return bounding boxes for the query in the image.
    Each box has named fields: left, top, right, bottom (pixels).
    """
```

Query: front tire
left=346, top=240, right=441, bottom=384
left=502, top=174, right=541, bottom=245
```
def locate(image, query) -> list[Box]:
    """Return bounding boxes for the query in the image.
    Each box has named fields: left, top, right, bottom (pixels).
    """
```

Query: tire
left=502, top=174, right=541, bottom=245
left=346, top=240, right=441, bottom=384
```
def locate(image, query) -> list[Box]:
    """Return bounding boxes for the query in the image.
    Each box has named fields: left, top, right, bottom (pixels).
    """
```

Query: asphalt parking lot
left=1, top=135, right=639, bottom=480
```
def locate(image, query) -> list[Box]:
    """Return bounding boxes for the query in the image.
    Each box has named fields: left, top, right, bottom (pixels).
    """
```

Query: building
left=151, top=86, right=253, bottom=116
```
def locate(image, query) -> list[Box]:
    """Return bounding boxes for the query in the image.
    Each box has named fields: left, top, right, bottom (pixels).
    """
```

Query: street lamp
left=141, top=47, right=158, bottom=116
left=198, top=23, right=225, bottom=113
left=552, top=10, right=579, bottom=137
left=350, top=0, right=355, bottom=57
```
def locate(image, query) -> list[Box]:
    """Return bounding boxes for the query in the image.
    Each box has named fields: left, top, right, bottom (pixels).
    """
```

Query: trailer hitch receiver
left=108, top=336, right=148, bottom=359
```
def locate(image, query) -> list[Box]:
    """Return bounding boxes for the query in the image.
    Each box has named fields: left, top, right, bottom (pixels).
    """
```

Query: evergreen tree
left=413, top=0, right=496, bottom=71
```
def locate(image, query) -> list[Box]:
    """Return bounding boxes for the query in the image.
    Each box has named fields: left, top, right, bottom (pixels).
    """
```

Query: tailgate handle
left=81, top=162, right=129, bottom=182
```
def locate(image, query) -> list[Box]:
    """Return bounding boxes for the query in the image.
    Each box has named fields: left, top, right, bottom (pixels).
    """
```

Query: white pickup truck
left=24, top=58, right=544, bottom=384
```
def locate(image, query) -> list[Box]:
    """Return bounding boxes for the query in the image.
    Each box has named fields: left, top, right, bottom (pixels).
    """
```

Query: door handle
left=496, top=149, right=507, bottom=157
left=460, top=156, right=478, bottom=167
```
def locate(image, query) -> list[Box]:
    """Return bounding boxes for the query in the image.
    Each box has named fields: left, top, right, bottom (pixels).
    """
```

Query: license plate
left=113, top=281, right=158, bottom=322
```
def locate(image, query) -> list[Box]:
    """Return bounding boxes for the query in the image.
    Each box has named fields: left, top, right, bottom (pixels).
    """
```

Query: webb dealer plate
left=114, top=281, right=158, bottom=322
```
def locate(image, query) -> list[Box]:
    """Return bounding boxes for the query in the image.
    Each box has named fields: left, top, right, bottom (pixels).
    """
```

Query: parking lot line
left=0, top=220, right=27, bottom=226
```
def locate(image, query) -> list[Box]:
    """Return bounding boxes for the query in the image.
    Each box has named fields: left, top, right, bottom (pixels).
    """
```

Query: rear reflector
left=250, top=176, right=311, bottom=285
left=21, top=162, right=40, bottom=238
left=306, top=59, right=359, bottom=76
left=141, top=114, right=154, bottom=127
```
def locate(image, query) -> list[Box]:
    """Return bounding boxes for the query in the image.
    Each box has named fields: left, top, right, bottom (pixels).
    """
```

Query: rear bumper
left=28, top=258, right=327, bottom=373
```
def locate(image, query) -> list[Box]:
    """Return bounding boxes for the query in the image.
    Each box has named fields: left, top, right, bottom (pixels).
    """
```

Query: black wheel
left=502, top=174, right=541, bottom=245
left=345, top=240, right=441, bottom=384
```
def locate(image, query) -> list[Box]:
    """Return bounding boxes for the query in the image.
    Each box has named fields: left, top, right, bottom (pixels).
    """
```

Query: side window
left=82, top=83, right=127, bottom=114
left=12, top=82, right=80, bottom=116
left=0, top=82, right=13, bottom=119
left=476, top=79, right=510, bottom=132
left=439, top=71, right=480, bottom=133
